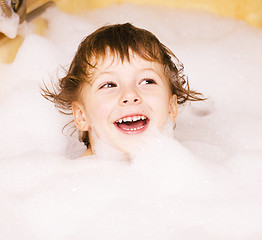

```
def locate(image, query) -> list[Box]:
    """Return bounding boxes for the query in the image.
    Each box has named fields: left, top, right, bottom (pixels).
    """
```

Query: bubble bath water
left=0, top=4, right=262, bottom=240
left=0, top=0, right=20, bottom=38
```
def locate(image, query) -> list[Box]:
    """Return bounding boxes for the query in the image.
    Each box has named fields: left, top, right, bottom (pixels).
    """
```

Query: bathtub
left=0, top=1, right=262, bottom=239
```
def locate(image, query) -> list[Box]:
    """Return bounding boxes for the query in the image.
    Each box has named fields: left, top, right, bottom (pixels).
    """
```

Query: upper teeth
left=117, top=115, right=146, bottom=123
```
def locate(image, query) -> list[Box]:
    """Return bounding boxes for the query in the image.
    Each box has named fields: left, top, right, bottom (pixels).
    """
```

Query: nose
left=120, top=88, right=142, bottom=105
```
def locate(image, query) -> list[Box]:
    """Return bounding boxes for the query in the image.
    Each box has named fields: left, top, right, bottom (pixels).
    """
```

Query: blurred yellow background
left=54, top=0, right=262, bottom=28
left=1, top=0, right=262, bottom=63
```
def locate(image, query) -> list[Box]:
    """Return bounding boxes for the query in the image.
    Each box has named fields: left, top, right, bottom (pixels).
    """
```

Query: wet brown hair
left=42, top=22, right=205, bottom=149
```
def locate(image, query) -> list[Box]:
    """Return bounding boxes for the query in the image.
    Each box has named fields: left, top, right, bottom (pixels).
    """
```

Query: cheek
left=147, top=92, right=171, bottom=125
left=146, top=92, right=170, bottom=111
left=87, top=97, right=115, bottom=124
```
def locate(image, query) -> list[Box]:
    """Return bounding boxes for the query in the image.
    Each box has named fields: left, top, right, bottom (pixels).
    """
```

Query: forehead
left=92, top=53, right=165, bottom=75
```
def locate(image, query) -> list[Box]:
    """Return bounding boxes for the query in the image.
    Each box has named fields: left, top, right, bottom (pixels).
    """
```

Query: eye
left=99, top=82, right=117, bottom=89
left=140, top=78, right=156, bottom=85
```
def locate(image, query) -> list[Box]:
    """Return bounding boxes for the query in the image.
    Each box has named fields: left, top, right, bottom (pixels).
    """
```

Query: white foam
left=0, top=0, right=19, bottom=38
left=0, top=4, right=262, bottom=240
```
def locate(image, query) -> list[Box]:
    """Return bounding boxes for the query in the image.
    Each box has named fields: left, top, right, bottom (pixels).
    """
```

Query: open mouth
left=114, top=115, right=149, bottom=134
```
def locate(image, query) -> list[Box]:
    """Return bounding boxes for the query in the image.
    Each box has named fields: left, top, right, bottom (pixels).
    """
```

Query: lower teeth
left=123, top=125, right=144, bottom=131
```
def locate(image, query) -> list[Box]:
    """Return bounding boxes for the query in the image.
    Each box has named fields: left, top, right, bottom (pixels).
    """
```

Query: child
left=42, top=23, right=204, bottom=156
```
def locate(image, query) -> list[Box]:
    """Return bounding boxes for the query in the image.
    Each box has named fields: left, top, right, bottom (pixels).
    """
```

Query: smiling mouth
left=114, top=115, right=149, bottom=134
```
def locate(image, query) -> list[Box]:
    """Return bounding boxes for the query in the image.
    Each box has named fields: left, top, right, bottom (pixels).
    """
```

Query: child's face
left=73, top=54, right=177, bottom=154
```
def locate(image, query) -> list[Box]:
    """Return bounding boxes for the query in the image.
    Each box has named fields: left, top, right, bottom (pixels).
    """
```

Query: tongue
left=117, top=120, right=145, bottom=130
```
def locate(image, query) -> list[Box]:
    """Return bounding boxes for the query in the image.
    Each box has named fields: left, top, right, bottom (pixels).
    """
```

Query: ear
left=169, top=94, right=177, bottom=122
left=72, top=101, right=89, bottom=131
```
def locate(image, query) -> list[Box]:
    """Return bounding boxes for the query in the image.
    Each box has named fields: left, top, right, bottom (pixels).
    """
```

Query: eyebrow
left=95, top=71, right=115, bottom=77
left=138, top=67, right=164, bottom=79
left=135, top=67, right=162, bottom=74
left=89, top=71, right=114, bottom=85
